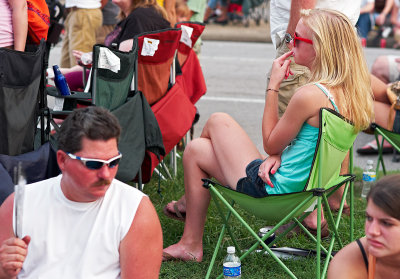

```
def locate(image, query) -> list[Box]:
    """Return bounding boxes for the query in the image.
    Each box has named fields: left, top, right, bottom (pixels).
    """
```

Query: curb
left=202, top=21, right=272, bottom=43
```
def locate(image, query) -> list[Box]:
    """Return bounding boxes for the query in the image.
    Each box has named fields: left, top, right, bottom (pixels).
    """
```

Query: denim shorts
left=236, top=159, right=268, bottom=198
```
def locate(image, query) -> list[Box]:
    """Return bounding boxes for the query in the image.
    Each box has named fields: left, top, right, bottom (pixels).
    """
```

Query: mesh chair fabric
left=0, top=41, right=46, bottom=155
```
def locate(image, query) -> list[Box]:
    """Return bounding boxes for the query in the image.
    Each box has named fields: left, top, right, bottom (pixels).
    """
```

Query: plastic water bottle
left=361, top=160, right=376, bottom=198
left=223, top=246, right=241, bottom=279
left=52, top=65, right=71, bottom=96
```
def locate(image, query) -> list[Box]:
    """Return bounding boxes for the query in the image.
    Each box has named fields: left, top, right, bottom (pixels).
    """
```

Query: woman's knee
left=204, top=112, right=234, bottom=131
left=183, top=138, right=207, bottom=165
left=371, top=56, right=390, bottom=83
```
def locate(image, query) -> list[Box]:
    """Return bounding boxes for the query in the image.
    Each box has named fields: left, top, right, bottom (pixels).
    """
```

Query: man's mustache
left=92, top=180, right=111, bottom=187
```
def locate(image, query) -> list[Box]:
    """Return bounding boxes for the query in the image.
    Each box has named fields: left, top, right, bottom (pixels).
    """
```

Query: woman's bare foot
left=162, top=242, right=203, bottom=262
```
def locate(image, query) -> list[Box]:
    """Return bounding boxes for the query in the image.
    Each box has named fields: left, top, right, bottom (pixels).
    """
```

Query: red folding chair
left=135, top=28, right=181, bottom=105
left=133, top=28, right=197, bottom=183
left=175, top=21, right=207, bottom=104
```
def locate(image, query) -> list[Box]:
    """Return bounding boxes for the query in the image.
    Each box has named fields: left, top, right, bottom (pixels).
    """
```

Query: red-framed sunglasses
left=293, top=32, right=313, bottom=47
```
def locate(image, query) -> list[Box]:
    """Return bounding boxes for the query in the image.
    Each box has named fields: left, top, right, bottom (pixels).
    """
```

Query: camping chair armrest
left=202, top=178, right=228, bottom=189
left=46, top=86, right=91, bottom=100
left=202, top=178, right=213, bottom=189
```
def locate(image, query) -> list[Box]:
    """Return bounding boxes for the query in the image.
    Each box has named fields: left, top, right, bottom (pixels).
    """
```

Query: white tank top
left=14, top=175, right=145, bottom=278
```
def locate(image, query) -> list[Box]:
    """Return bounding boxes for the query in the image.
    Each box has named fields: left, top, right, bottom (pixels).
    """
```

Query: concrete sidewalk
left=202, top=21, right=271, bottom=43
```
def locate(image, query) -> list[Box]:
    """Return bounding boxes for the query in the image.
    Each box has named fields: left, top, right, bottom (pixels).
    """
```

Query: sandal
left=163, top=201, right=186, bottom=222
left=356, top=141, right=393, bottom=155
left=277, top=220, right=329, bottom=239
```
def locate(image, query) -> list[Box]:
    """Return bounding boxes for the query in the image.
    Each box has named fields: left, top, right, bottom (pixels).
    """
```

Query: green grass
left=138, top=158, right=398, bottom=279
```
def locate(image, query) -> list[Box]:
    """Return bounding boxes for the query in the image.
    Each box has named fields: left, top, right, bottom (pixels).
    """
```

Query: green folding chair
left=47, top=43, right=137, bottom=114
left=372, top=123, right=400, bottom=175
left=202, top=108, right=358, bottom=279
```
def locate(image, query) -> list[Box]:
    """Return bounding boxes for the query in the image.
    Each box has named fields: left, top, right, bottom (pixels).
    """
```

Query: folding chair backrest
left=305, top=108, right=357, bottom=191
left=174, top=22, right=206, bottom=104
left=0, top=41, right=46, bottom=156
left=90, top=43, right=137, bottom=110
left=0, top=141, right=60, bottom=205
left=175, top=21, right=205, bottom=66
left=134, top=28, right=182, bottom=105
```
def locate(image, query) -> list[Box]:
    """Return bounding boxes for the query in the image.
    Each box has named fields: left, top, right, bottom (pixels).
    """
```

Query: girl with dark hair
left=328, top=174, right=400, bottom=278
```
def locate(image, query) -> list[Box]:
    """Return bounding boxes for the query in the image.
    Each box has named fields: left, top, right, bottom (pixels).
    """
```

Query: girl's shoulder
left=327, top=238, right=368, bottom=279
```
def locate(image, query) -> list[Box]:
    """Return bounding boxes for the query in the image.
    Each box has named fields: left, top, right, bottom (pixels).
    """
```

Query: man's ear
left=57, top=150, right=67, bottom=171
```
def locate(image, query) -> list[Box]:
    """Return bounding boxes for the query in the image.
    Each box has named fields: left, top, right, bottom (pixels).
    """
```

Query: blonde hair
left=118, top=0, right=168, bottom=21
left=301, top=9, right=374, bottom=131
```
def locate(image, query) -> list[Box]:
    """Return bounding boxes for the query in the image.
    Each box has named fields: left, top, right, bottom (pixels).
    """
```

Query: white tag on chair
left=141, top=38, right=160, bottom=56
left=180, top=25, right=193, bottom=48
left=98, top=47, right=120, bottom=73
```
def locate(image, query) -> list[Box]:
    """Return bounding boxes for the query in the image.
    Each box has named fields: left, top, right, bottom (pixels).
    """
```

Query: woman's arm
left=9, top=0, right=27, bottom=51
left=360, top=2, right=374, bottom=14
left=375, top=0, right=394, bottom=26
left=262, top=51, right=316, bottom=155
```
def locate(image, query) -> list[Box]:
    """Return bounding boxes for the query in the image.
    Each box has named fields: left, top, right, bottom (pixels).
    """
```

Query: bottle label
left=363, top=173, right=376, bottom=182
left=223, top=265, right=241, bottom=277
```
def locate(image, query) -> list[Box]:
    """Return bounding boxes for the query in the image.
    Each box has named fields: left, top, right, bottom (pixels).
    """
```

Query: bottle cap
left=227, top=246, right=235, bottom=253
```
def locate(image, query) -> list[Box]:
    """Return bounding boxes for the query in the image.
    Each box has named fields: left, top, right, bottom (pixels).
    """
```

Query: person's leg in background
left=60, top=10, right=73, bottom=68
left=356, top=13, right=372, bottom=40
left=60, top=8, right=102, bottom=68
left=68, top=9, right=102, bottom=67
left=371, top=55, right=400, bottom=84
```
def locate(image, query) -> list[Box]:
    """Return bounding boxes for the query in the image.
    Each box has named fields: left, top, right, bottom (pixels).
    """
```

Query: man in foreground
left=0, top=106, right=162, bottom=278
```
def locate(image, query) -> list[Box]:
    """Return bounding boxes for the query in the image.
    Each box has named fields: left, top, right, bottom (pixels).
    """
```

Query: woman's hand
left=72, top=50, right=84, bottom=62
left=268, top=51, right=294, bottom=90
left=375, top=13, right=386, bottom=26
left=258, top=155, right=281, bottom=187
left=72, top=50, right=93, bottom=65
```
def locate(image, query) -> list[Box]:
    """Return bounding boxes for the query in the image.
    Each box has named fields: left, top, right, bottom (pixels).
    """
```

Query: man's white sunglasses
left=67, top=152, right=122, bottom=170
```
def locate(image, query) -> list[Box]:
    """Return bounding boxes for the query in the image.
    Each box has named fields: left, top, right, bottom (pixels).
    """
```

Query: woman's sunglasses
left=293, top=32, right=313, bottom=47
left=67, top=152, right=122, bottom=170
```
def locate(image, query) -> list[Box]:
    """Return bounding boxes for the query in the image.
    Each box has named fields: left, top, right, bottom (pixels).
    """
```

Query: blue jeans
left=356, top=13, right=372, bottom=39
left=236, top=159, right=268, bottom=198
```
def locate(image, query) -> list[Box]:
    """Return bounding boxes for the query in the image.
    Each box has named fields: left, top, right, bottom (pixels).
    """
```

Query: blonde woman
left=328, top=174, right=400, bottom=278
left=162, top=9, right=374, bottom=262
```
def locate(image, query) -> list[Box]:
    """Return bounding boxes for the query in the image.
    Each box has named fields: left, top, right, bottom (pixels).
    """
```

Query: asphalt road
left=49, top=40, right=400, bottom=171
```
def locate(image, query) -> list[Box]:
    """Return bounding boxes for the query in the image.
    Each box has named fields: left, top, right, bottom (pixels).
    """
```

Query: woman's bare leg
left=163, top=113, right=262, bottom=261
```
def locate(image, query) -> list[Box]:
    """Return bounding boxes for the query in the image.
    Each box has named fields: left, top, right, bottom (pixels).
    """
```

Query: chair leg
left=153, top=166, right=167, bottom=181
left=207, top=185, right=322, bottom=279
left=375, top=132, right=387, bottom=175
left=349, top=148, right=354, bottom=242
left=205, top=199, right=235, bottom=279
left=169, top=146, right=177, bottom=177
left=316, top=196, right=321, bottom=279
